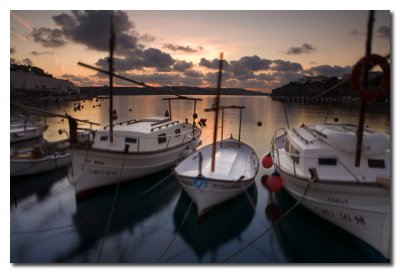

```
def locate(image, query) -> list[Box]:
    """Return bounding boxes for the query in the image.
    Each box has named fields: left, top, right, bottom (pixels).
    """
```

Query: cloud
left=11, top=11, right=33, bottom=32
left=32, top=27, right=66, bottom=47
left=199, top=57, right=230, bottom=70
left=270, top=60, right=303, bottom=72
left=51, top=11, right=140, bottom=52
left=95, top=47, right=174, bottom=72
left=21, top=58, right=33, bottom=66
left=307, top=65, right=352, bottom=77
left=30, top=50, right=54, bottom=56
left=229, top=55, right=272, bottom=76
left=184, top=69, right=204, bottom=77
left=377, top=26, right=390, bottom=39
left=142, top=48, right=174, bottom=69
left=140, top=34, right=156, bottom=43
left=173, top=60, right=193, bottom=71
left=163, top=43, right=203, bottom=53
left=286, top=43, right=316, bottom=55
left=11, top=29, right=29, bottom=41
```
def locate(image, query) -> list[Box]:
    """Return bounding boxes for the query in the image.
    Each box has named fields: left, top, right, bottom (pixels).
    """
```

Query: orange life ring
left=351, top=54, right=390, bottom=100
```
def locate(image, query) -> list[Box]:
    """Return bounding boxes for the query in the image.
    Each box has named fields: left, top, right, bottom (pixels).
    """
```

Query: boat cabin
left=277, top=123, right=390, bottom=183
left=90, top=117, right=198, bottom=153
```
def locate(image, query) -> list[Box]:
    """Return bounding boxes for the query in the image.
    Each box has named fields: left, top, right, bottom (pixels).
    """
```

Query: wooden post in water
left=355, top=10, right=374, bottom=167
left=108, top=15, right=115, bottom=143
left=211, top=53, right=224, bottom=172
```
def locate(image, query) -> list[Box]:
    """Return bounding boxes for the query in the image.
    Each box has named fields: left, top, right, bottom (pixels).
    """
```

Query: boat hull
left=276, top=165, right=391, bottom=259
left=174, top=138, right=259, bottom=216
left=11, top=152, right=71, bottom=176
left=10, top=124, right=48, bottom=143
left=176, top=175, right=254, bottom=216
left=68, top=143, right=195, bottom=198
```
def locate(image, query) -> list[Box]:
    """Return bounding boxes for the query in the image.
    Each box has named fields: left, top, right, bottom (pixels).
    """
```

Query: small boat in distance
left=10, top=116, right=48, bottom=143
left=11, top=139, right=71, bottom=177
left=174, top=53, right=259, bottom=216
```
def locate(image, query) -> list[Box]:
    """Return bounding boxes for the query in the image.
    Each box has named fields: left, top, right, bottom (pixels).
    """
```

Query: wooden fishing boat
left=174, top=54, right=259, bottom=216
left=11, top=139, right=71, bottom=177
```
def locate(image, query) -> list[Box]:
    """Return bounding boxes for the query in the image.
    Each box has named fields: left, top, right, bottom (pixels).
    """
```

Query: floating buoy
left=266, top=171, right=283, bottom=192
left=265, top=204, right=282, bottom=223
left=262, top=152, right=273, bottom=168
left=257, top=121, right=262, bottom=127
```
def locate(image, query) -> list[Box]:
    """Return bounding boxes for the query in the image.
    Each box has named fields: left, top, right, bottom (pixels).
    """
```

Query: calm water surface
left=10, top=95, right=390, bottom=263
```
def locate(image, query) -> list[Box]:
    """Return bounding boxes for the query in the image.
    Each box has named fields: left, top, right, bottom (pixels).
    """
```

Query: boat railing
left=151, top=120, right=180, bottom=132
left=271, top=140, right=361, bottom=182
left=79, top=125, right=201, bottom=152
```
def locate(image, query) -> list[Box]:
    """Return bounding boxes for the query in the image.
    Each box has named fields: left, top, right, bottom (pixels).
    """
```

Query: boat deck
left=176, top=139, right=257, bottom=182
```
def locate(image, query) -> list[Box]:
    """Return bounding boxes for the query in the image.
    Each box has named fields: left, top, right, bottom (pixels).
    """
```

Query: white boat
left=68, top=116, right=202, bottom=199
left=11, top=139, right=71, bottom=177
left=268, top=122, right=391, bottom=259
left=174, top=54, right=259, bottom=216
left=174, top=137, right=259, bottom=216
left=10, top=118, right=48, bottom=143
left=68, top=22, right=203, bottom=199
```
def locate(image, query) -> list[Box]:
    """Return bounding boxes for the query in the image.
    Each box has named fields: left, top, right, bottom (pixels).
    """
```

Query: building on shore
left=11, top=71, right=80, bottom=97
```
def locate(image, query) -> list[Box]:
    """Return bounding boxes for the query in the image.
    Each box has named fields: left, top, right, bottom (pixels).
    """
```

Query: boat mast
left=355, top=10, right=374, bottom=167
left=211, top=53, right=224, bottom=172
left=108, top=15, right=115, bottom=143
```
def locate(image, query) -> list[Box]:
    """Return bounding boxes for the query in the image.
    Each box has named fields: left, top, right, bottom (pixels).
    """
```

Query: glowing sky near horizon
left=10, top=10, right=391, bottom=91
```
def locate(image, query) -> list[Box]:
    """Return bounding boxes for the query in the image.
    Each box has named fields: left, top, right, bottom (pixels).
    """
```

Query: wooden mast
left=211, top=53, right=224, bottom=172
left=108, top=15, right=115, bottom=143
left=355, top=10, right=374, bottom=167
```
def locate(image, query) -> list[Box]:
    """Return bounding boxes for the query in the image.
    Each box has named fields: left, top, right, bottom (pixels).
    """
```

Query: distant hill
left=271, top=73, right=388, bottom=100
left=79, top=86, right=267, bottom=96
left=10, top=63, right=54, bottom=78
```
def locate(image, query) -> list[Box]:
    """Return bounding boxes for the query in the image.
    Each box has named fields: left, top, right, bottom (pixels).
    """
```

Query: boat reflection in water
left=11, top=167, right=69, bottom=206
left=270, top=189, right=389, bottom=263
left=56, top=170, right=180, bottom=262
left=172, top=184, right=257, bottom=262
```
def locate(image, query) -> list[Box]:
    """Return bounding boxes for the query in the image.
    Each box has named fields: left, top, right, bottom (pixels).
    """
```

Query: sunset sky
left=9, top=7, right=391, bottom=92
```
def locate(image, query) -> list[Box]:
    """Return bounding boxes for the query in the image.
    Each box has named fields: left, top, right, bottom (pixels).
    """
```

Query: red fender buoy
left=262, top=152, right=273, bottom=168
left=267, top=171, right=283, bottom=192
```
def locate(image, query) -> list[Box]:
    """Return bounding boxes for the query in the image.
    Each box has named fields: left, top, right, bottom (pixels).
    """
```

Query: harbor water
left=10, top=95, right=390, bottom=263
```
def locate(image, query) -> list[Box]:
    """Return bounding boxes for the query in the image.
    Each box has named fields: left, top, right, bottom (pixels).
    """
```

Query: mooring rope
left=156, top=199, right=194, bottom=262
left=96, top=149, right=128, bottom=262
left=219, top=178, right=313, bottom=262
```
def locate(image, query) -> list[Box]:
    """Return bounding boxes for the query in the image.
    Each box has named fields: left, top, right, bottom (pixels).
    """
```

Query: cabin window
left=158, top=133, right=167, bottom=144
left=318, top=158, right=337, bottom=166
left=290, top=145, right=300, bottom=165
left=100, top=136, right=108, bottom=141
left=125, top=137, right=137, bottom=144
left=175, top=128, right=181, bottom=137
left=368, top=159, right=385, bottom=169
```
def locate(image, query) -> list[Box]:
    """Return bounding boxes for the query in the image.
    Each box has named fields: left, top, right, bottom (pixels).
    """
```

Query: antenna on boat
left=211, top=52, right=224, bottom=172
left=108, top=14, right=115, bottom=143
